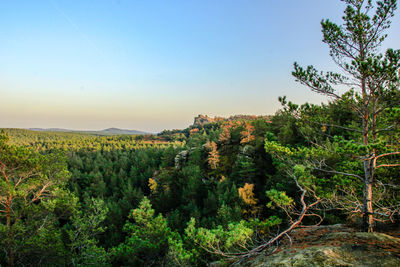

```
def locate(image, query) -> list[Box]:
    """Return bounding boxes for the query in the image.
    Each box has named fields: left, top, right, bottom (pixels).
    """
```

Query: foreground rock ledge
left=243, top=224, right=400, bottom=267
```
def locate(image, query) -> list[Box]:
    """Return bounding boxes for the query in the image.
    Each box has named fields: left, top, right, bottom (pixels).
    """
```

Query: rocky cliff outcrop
left=193, top=115, right=218, bottom=125
left=242, top=224, right=400, bottom=267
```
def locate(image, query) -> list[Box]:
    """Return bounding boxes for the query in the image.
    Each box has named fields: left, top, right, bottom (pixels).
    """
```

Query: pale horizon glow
left=1, top=0, right=399, bottom=132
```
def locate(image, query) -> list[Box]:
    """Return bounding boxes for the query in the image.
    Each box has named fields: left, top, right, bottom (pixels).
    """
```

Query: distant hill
left=29, top=128, right=74, bottom=132
left=94, top=128, right=150, bottom=135
left=28, top=127, right=150, bottom=135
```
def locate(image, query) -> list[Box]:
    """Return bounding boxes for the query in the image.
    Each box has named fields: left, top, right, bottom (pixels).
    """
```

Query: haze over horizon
left=1, top=0, right=400, bottom=132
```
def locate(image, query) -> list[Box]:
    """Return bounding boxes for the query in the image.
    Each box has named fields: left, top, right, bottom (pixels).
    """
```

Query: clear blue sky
left=1, top=0, right=399, bottom=132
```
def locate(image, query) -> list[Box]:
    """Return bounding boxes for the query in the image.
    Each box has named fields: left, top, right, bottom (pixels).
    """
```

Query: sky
left=1, top=0, right=399, bottom=133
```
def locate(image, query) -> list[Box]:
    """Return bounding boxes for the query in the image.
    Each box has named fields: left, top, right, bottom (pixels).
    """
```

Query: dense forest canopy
left=0, top=0, right=399, bottom=266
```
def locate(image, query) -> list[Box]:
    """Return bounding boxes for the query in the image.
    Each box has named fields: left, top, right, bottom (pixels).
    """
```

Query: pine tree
left=292, top=0, right=400, bottom=232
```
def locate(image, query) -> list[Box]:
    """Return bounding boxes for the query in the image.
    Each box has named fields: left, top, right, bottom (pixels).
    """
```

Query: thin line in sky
left=47, top=0, right=105, bottom=59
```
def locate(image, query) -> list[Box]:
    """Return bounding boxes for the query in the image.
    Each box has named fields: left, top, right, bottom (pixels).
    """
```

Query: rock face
left=174, top=150, right=189, bottom=169
left=243, top=225, right=400, bottom=267
left=193, top=115, right=217, bottom=125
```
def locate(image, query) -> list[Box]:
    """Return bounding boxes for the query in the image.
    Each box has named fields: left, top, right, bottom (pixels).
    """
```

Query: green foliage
left=2, top=86, right=398, bottom=265
left=167, top=232, right=198, bottom=267
left=266, top=189, right=294, bottom=209
left=68, top=197, right=109, bottom=266
left=112, top=197, right=171, bottom=266
left=0, top=0, right=399, bottom=263
left=0, top=132, right=75, bottom=266
left=245, top=216, right=282, bottom=235
left=2, top=128, right=181, bottom=152
left=292, top=0, right=400, bottom=231
left=185, top=218, right=254, bottom=256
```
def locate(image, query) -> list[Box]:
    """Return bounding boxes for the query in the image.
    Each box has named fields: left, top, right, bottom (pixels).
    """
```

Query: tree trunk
left=363, top=161, right=374, bottom=232
left=360, top=71, right=374, bottom=232
left=8, top=236, right=14, bottom=267
left=6, top=196, right=14, bottom=267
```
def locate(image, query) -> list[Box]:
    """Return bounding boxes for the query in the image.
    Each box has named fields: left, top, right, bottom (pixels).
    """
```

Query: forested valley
left=1, top=98, right=399, bottom=266
left=1, top=0, right=400, bottom=266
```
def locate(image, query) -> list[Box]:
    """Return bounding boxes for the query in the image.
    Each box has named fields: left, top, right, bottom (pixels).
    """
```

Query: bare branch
left=375, top=125, right=395, bottom=133
left=313, top=167, right=364, bottom=182
left=376, top=163, right=400, bottom=169
left=375, top=151, right=400, bottom=160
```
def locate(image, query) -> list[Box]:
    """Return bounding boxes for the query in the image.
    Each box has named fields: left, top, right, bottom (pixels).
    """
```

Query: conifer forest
left=1, top=0, right=400, bottom=266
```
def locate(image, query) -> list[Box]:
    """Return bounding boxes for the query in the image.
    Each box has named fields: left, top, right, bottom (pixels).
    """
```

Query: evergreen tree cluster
left=1, top=0, right=399, bottom=265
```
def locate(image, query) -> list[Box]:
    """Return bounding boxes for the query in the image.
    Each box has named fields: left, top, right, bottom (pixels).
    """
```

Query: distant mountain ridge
left=28, top=127, right=150, bottom=135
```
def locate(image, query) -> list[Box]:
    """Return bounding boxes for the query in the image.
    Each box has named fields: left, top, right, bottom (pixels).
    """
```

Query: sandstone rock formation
left=242, top=224, right=400, bottom=267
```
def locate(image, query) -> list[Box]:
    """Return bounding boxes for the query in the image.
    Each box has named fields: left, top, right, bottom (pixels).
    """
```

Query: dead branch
left=232, top=178, right=322, bottom=261
left=313, top=167, right=364, bottom=182
left=376, top=163, right=400, bottom=169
